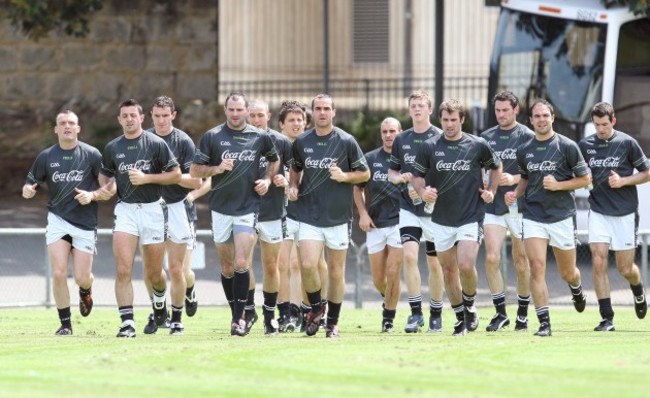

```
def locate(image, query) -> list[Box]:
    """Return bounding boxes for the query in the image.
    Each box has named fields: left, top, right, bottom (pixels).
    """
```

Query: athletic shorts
left=114, top=200, right=167, bottom=245
left=167, top=199, right=195, bottom=248
left=298, top=222, right=350, bottom=250
left=284, top=217, right=299, bottom=241
left=432, top=221, right=483, bottom=252
left=258, top=218, right=286, bottom=244
left=398, top=209, right=435, bottom=242
left=211, top=211, right=257, bottom=243
left=366, top=224, right=402, bottom=254
left=522, top=217, right=576, bottom=250
left=46, top=212, right=97, bottom=254
left=484, top=212, right=523, bottom=239
left=588, top=210, right=638, bottom=251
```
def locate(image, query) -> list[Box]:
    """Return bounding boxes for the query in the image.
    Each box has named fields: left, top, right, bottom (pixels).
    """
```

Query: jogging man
left=99, top=99, right=181, bottom=338
left=578, top=101, right=649, bottom=331
left=354, top=117, right=403, bottom=332
left=412, top=98, right=502, bottom=336
left=506, top=98, right=590, bottom=337
left=288, top=93, right=370, bottom=338
left=387, top=90, right=448, bottom=333
left=480, top=91, right=534, bottom=331
left=190, top=92, right=279, bottom=337
left=143, top=96, right=204, bottom=335
left=23, top=110, right=114, bottom=335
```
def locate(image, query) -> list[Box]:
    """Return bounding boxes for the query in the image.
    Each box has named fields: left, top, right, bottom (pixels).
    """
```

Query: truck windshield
left=488, top=8, right=607, bottom=141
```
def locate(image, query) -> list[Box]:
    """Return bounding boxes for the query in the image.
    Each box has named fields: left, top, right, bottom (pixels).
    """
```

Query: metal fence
left=1, top=228, right=648, bottom=310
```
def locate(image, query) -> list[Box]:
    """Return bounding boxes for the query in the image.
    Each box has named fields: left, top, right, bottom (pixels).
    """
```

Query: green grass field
left=0, top=306, right=648, bottom=398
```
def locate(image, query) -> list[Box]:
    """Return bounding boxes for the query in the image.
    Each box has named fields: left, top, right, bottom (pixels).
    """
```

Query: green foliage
left=601, top=0, right=650, bottom=17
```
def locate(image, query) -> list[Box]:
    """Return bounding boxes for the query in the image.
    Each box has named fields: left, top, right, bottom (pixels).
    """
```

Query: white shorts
left=398, top=209, right=435, bottom=242
left=522, top=217, right=576, bottom=250
left=588, top=211, right=638, bottom=251
left=258, top=218, right=285, bottom=244
left=432, top=221, right=483, bottom=252
left=298, top=222, right=350, bottom=250
left=167, top=199, right=195, bottom=248
left=46, top=212, right=96, bottom=254
left=211, top=211, right=257, bottom=243
left=284, top=217, right=299, bottom=241
left=114, top=200, right=167, bottom=245
left=484, top=213, right=523, bottom=239
left=366, top=225, right=402, bottom=254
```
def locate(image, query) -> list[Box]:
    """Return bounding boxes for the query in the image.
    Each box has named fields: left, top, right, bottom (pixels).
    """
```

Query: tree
left=601, top=0, right=650, bottom=17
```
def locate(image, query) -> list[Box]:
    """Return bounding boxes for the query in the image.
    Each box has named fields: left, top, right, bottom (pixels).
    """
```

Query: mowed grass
left=0, top=305, right=648, bottom=398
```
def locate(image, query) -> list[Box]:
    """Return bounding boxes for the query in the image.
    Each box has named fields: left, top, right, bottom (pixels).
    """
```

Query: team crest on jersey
left=373, top=162, right=383, bottom=167
left=403, top=145, right=411, bottom=149
left=435, top=151, right=445, bottom=156
left=220, top=141, right=231, bottom=146
left=116, top=153, right=125, bottom=159
left=50, top=162, right=60, bottom=167
left=587, top=149, right=596, bottom=154
left=127, top=145, right=138, bottom=150
left=488, top=140, right=497, bottom=145
left=304, top=147, right=314, bottom=153
left=317, top=142, right=327, bottom=146
left=526, top=153, right=534, bottom=158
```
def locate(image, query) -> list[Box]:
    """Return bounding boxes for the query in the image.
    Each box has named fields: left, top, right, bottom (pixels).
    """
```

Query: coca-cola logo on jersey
left=372, top=170, right=388, bottom=181
left=118, top=159, right=152, bottom=173
left=304, top=157, right=336, bottom=168
left=495, top=148, right=517, bottom=160
left=52, top=170, right=84, bottom=182
left=404, top=154, right=416, bottom=164
left=436, top=160, right=471, bottom=171
left=588, top=157, right=621, bottom=168
left=222, top=149, right=256, bottom=162
left=526, top=160, right=556, bottom=172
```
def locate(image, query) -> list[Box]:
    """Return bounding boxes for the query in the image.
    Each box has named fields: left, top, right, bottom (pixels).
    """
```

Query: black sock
left=326, top=301, right=342, bottom=326
left=429, top=299, right=443, bottom=316
left=492, top=292, right=507, bottom=316
left=118, top=305, right=134, bottom=323
left=301, top=301, right=312, bottom=315
left=598, top=298, right=614, bottom=321
left=408, top=295, right=423, bottom=316
left=233, top=269, right=250, bottom=320
left=535, top=306, right=551, bottom=325
left=452, top=303, right=465, bottom=322
left=383, top=308, right=396, bottom=322
left=263, top=291, right=278, bottom=320
left=631, top=283, right=645, bottom=297
left=569, top=283, right=583, bottom=296
left=307, top=290, right=322, bottom=312
left=517, top=295, right=530, bottom=318
left=290, top=303, right=301, bottom=317
left=246, top=288, right=256, bottom=312
left=171, top=305, right=183, bottom=323
left=185, top=285, right=195, bottom=298
left=79, top=287, right=91, bottom=297
left=58, top=307, right=72, bottom=328
left=277, top=302, right=290, bottom=317
left=462, top=291, right=476, bottom=309
left=221, top=274, right=234, bottom=315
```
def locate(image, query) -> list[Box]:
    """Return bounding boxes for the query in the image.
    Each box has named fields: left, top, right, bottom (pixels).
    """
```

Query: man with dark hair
left=579, top=101, right=649, bottom=331
left=100, top=99, right=181, bottom=338
left=412, top=98, right=502, bottom=337
left=23, top=110, right=115, bottom=335
left=480, top=90, right=534, bottom=332
left=191, top=92, right=279, bottom=337
left=506, top=98, right=591, bottom=337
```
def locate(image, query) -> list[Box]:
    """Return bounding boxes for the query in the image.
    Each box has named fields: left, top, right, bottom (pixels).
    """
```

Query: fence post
left=354, top=242, right=367, bottom=309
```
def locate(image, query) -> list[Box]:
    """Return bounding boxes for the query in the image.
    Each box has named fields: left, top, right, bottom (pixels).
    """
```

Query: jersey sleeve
left=388, top=136, right=402, bottom=171
left=194, top=131, right=214, bottom=166
left=347, top=137, right=368, bottom=172
left=100, top=144, right=116, bottom=178
left=517, top=147, right=528, bottom=179
left=262, top=134, right=279, bottom=162
left=629, top=138, right=650, bottom=172
left=26, top=150, right=49, bottom=185
left=566, top=140, right=589, bottom=177
left=412, top=141, right=431, bottom=178
left=159, top=140, right=179, bottom=172
left=479, top=137, right=500, bottom=170
left=291, top=139, right=304, bottom=172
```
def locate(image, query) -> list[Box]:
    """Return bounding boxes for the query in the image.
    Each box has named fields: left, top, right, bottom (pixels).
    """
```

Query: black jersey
left=388, top=125, right=442, bottom=215
left=413, top=133, right=500, bottom=227
left=101, top=131, right=179, bottom=204
left=26, top=142, right=102, bottom=231
left=517, top=133, right=589, bottom=223
left=291, top=126, right=368, bottom=227
left=149, top=127, right=196, bottom=204
left=357, top=147, right=401, bottom=228
left=481, top=123, right=535, bottom=215
left=194, top=123, right=278, bottom=216
left=258, top=129, right=292, bottom=222
left=579, top=130, right=649, bottom=216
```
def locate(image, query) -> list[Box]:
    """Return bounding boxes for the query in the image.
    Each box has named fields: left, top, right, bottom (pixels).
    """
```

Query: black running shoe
left=325, top=324, right=340, bottom=338
left=231, top=318, right=247, bottom=337
left=264, top=318, right=279, bottom=336
left=485, top=313, right=510, bottom=332
left=117, top=321, right=136, bottom=338
left=143, top=313, right=158, bottom=335
left=185, top=287, right=198, bottom=317
left=382, top=319, right=395, bottom=333
left=427, top=314, right=442, bottom=333
left=169, top=322, right=184, bottom=335
left=55, top=325, right=72, bottom=336
left=533, top=322, right=552, bottom=337
left=464, top=306, right=479, bottom=332
left=572, top=292, right=587, bottom=313
left=305, top=306, right=326, bottom=336
left=514, top=316, right=528, bottom=332
left=244, top=310, right=258, bottom=334
left=79, top=288, right=93, bottom=317
left=634, top=294, right=647, bottom=319
left=452, top=320, right=467, bottom=337
left=594, top=319, right=615, bottom=332
left=153, top=302, right=168, bottom=326
left=404, top=314, right=424, bottom=333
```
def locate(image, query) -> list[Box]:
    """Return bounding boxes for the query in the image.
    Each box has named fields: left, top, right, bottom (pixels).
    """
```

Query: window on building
left=353, top=0, right=389, bottom=63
